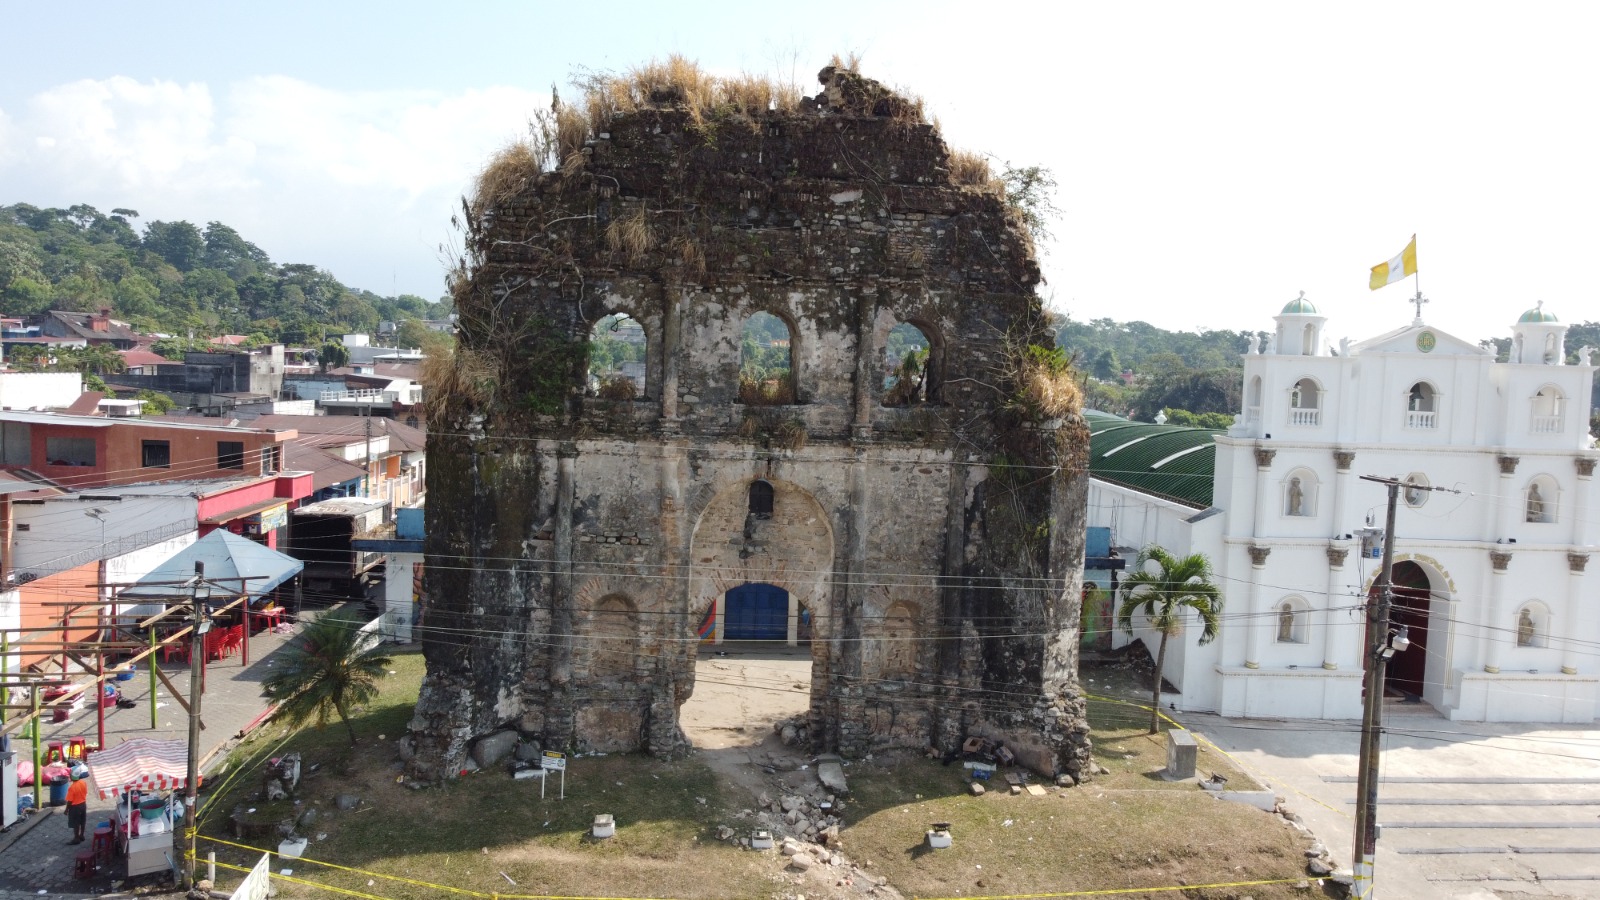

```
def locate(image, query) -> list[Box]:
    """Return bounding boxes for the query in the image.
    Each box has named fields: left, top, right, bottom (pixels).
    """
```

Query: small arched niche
left=740, top=311, right=795, bottom=405
left=1275, top=597, right=1310, bottom=644
left=590, top=594, right=639, bottom=676
left=1524, top=475, right=1559, bottom=524
left=1282, top=468, right=1318, bottom=517
left=1515, top=602, right=1550, bottom=648
left=879, top=601, right=919, bottom=679
left=587, top=313, right=649, bottom=400
left=882, top=321, right=941, bottom=406
left=748, top=479, right=775, bottom=520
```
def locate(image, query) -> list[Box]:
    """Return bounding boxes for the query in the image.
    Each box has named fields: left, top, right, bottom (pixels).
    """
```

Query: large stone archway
left=687, top=477, right=834, bottom=647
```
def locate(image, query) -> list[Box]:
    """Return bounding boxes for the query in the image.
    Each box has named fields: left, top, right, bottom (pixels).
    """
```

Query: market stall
left=86, top=738, right=191, bottom=880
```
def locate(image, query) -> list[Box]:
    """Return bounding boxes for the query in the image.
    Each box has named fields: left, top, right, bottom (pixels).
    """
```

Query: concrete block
left=1166, top=729, right=1198, bottom=779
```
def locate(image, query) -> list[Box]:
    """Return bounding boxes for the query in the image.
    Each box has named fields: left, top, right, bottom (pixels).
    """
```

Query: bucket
left=47, top=776, right=68, bottom=807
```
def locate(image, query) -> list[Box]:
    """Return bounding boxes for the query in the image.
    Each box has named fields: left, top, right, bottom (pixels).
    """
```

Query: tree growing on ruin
left=1117, top=545, right=1223, bottom=734
left=262, top=612, right=393, bottom=745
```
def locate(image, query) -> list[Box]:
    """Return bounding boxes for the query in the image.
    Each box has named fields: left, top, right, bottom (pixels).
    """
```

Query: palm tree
left=1116, top=546, right=1223, bottom=734
left=262, top=612, right=393, bottom=745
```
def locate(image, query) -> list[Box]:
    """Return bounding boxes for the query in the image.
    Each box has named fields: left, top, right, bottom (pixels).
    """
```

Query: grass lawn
left=195, top=650, right=1315, bottom=900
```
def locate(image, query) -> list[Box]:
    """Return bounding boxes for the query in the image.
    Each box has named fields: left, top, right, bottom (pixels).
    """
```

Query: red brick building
left=0, top=411, right=295, bottom=489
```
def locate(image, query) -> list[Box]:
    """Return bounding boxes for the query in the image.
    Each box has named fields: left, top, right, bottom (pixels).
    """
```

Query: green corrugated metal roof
left=1084, top=410, right=1219, bottom=508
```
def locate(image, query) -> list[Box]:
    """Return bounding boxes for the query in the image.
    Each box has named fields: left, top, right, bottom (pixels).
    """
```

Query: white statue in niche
left=1287, top=477, right=1306, bottom=516
left=1517, top=609, right=1537, bottom=647
left=1526, top=483, right=1547, bottom=523
left=1277, top=603, right=1296, bottom=642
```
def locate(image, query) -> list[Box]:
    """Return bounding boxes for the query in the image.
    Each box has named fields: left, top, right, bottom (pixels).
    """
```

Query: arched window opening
left=1245, top=376, right=1262, bottom=427
left=1276, top=599, right=1308, bottom=643
left=748, top=479, right=774, bottom=519
left=1525, top=477, right=1557, bottom=524
left=1283, top=469, right=1317, bottom=517
left=1405, top=382, right=1437, bottom=429
left=739, top=311, right=794, bottom=405
left=1302, top=324, right=1316, bottom=356
left=587, top=313, right=648, bottom=400
left=1288, top=377, right=1320, bottom=426
left=1515, top=604, right=1548, bottom=648
left=1531, top=385, right=1565, bottom=434
left=883, top=322, right=936, bottom=406
left=591, top=594, right=639, bottom=676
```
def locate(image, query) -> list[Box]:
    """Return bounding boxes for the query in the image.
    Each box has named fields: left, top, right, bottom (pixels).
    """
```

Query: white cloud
left=0, top=75, right=545, bottom=299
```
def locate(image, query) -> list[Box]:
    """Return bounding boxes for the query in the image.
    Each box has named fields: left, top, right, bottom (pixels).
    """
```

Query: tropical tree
left=261, top=612, right=393, bottom=745
left=1116, top=545, right=1223, bottom=733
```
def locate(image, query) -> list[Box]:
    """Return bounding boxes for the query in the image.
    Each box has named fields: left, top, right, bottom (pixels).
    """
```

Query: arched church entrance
left=1383, top=561, right=1435, bottom=701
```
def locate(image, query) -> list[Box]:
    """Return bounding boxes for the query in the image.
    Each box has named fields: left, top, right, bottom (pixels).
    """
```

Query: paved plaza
left=1186, top=702, right=1600, bottom=900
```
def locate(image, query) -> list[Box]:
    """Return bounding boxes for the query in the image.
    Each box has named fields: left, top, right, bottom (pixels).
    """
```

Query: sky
left=2, top=1, right=1596, bottom=344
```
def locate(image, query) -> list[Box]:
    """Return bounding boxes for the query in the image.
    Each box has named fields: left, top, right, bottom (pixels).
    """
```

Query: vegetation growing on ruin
left=1008, top=342, right=1083, bottom=422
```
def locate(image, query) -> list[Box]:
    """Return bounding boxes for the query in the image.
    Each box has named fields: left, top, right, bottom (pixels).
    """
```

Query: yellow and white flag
left=1369, top=235, right=1417, bottom=290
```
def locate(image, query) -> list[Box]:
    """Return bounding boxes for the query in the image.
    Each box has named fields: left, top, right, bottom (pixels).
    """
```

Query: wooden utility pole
left=184, top=562, right=208, bottom=889
left=1352, top=476, right=1399, bottom=899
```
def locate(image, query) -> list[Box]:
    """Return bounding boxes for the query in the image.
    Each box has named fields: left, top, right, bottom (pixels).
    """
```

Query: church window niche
left=1524, top=476, right=1558, bottom=524
left=740, top=311, right=795, bottom=405
left=1245, top=376, right=1263, bottom=428
left=1302, top=323, right=1316, bottom=356
left=748, top=479, right=775, bottom=520
left=1276, top=598, right=1309, bottom=643
left=587, top=313, right=649, bottom=400
left=1288, top=377, right=1321, bottom=426
left=1405, top=381, right=1438, bottom=429
left=1282, top=469, right=1317, bottom=517
left=1515, top=603, right=1548, bottom=648
left=882, top=321, right=940, bottom=406
left=1530, top=385, right=1565, bottom=434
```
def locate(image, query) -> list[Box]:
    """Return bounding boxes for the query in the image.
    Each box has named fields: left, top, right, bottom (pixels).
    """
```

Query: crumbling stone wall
left=408, top=64, right=1093, bottom=781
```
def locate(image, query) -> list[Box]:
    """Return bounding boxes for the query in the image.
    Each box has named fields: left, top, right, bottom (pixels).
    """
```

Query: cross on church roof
left=1411, top=291, right=1429, bottom=323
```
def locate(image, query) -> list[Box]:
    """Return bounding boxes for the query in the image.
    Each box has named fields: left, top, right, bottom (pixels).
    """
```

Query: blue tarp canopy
left=121, top=529, right=303, bottom=601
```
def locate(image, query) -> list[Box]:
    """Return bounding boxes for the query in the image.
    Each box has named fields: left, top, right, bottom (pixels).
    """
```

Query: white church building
left=1089, top=296, right=1598, bottom=723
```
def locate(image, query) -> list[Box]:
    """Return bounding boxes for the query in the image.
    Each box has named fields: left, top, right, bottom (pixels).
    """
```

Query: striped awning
left=87, top=738, right=193, bottom=799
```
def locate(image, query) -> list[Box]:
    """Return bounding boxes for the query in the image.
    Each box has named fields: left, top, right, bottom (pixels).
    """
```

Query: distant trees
left=0, top=203, right=452, bottom=345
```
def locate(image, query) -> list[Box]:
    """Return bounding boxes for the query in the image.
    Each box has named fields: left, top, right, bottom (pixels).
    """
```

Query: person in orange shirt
left=65, top=772, right=89, bottom=844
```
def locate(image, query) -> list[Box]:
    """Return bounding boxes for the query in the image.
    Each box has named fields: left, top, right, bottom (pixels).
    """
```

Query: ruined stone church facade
left=407, top=66, right=1093, bottom=780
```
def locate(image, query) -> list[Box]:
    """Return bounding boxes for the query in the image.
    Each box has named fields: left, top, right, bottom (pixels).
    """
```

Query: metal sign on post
left=540, top=751, right=566, bottom=799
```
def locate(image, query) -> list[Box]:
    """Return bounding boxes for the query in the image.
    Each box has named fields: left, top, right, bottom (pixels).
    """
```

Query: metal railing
left=1530, top=414, right=1563, bottom=434
left=319, top=388, right=396, bottom=403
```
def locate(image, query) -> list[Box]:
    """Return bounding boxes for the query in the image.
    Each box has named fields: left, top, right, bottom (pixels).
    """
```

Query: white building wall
left=0, top=372, right=83, bottom=410
left=1092, top=302, right=1598, bottom=724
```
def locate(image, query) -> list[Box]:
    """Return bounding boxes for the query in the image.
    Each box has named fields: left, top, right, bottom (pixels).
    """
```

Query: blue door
left=724, top=583, right=789, bottom=641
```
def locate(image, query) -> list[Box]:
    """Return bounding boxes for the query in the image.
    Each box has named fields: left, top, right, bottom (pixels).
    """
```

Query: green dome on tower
left=1281, top=292, right=1318, bottom=315
left=1518, top=303, right=1559, bottom=324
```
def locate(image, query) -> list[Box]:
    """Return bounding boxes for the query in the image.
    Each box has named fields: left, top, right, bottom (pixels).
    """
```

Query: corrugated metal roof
left=1084, top=410, right=1219, bottom=508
